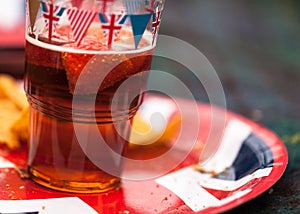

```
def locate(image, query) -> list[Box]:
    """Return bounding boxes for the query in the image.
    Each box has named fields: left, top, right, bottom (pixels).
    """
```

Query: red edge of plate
left=201, top=105, right=288, bottom=214
left=0, top=95, right=288, bottom=213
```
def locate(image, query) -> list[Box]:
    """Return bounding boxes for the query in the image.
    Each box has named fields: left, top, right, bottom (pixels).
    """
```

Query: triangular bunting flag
left=152, top=11, right=162, bottom=45
left=41, top=1, right=65, bottom=41
left=99, top=13, right=127, bottom=47
left=66, top=7, right=96, bottom=46
left=28, top=0, right=40, bottom=32
left=130, top=14, right=152, bottom=49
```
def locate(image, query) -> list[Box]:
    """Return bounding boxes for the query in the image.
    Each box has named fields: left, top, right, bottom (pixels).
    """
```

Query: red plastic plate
left=0, top=94, right=288, bottom=213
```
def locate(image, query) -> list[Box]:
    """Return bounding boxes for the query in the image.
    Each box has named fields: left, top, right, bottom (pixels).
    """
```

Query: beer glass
left=25, top=0, right=165, bottom=193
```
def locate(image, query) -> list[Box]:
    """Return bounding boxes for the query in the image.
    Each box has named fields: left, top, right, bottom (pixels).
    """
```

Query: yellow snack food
left=0, top=74, right=29, bottom=149
left=0, top=100, right=23, bottom=149
left=0, top=75, right=28, bottom=110
left=129, top=97, right=181, bottom=147
left=0, top=74, right=181, bottom=150
left=10, top=106, right=30, bottom=143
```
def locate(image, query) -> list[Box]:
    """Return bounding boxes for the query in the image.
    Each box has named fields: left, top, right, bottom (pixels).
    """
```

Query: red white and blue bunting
left=66, top=7, right=97, bottom=46
left=151, top=10, right=162, bottom=45
left=41, top=1, right=65, bottom=42
left=98, top=13, right=128, bottom=47
left=130, top=14, right=152, bottom=49
left=36, top=0, right=162, bottom=48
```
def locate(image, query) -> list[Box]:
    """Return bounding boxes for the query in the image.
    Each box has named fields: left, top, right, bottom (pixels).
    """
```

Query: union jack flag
left=99, top=13, right=128, bottom=47
left=66, top=8, right=96, bottom=46
left=41, top=1, right=65, bottom=41
left=156, top=119, right=275, bottom=212
left=152, top=10, right=161, bottom=45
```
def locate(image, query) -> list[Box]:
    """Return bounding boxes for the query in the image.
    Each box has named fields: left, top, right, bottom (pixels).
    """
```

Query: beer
left=25, top=27, right=154, bottom=193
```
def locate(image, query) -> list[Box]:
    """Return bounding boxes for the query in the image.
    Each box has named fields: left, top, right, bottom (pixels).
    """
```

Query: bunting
left=152, top=10, right=161, bottom=45
left=66, top=8, right=97, bottom=46
left=41, top=1, right=65, bottom=41
left=130, top=14, right=152, bottom=49
left=36, top=0, right=162, bottom=48
left=99, top=13, right=128, bottom=47
left=28, top=0, right=41, bottom=32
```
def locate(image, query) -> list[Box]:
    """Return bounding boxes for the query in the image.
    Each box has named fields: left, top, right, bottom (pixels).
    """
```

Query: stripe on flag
left=125, top=0, right=142, bottom=14
left=152, top=10, right=161, bottom=45
left=66, top=8, right=96, bottom=46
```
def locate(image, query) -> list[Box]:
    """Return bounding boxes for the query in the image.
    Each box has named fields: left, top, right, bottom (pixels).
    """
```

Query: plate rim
left=0, top=95, right=288, bottom=213
left=200, top=102, right=288, bottom=213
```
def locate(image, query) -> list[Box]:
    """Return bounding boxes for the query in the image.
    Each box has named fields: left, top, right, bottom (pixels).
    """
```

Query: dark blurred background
left=0, top=0, right=299, bottom=213
left=158, top=1, right=300, bottom=213
left=159, top=0, right=300, bottom=126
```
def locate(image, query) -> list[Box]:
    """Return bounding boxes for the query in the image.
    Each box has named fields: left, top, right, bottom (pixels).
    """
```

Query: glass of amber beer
left=24, top=0, right=165, bottom=193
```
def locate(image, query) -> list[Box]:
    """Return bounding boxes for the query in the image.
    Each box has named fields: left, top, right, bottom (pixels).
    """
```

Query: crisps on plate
left=0, top=74, right=29, bottom=149
left=0, top=75, right=28, bottom=110
left=0, top=74, right=181, bottom=150
left=10, top=106, right=30, bottom=144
